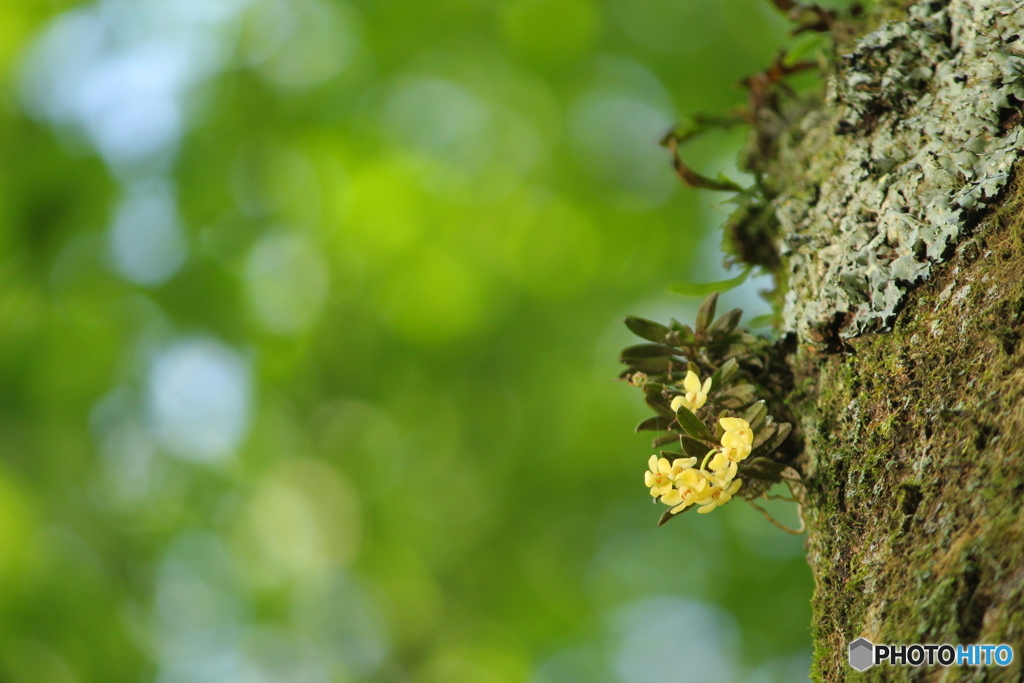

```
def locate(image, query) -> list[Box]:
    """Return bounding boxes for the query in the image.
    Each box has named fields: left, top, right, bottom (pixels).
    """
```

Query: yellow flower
left=668, top=456, right=698, bottom=480
left=676, top=466, right=707, bottom=493
left=708, top=450, right=738, bottom=482
left=645, top=455, right=675, bottom=498
left=664, top=467, right=711, bottom=514
left=650, top=456, right=697, bottom=505
left=696, top=478, right=743, bottom=513
left=718, top=416, right=754, bottom=462
left=670, top=370, right=712, bottom=413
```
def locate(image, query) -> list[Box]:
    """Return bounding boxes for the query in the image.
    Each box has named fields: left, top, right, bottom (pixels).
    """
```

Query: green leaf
left=635, top=415, right=674, bottom=432
left=620, top=343, right=683, bottom=361
left=708, top=308, right=743, bottom=337
left=642, top=383, right=673, bottom=418
left=645, top=395, right=674, bottom=419
left=669, top=270, right=749, bottom=298
left=694, top=292, right=719, bottom=338
left=742, top=401, right=768, bottom=432
left=709, top=357, right=739, bottom=389
left=751, top=422, right=791, bottom=457
left=740, top=457, right=790, bottom=482
left=657, top=504, right=695, bottom=527
left=675, top=406, right=715, bottom=442
left=668, top=112, right=746, bottom=145
left=679, top=433, right=714, bottom=459
left=624, top=316, right=673, bottom=344
left=747, top=313, right=777, bottom=329
left=715, top=383, right=756, bottom=409
left=784, top=32, right=829, bottom=66
left=668, top=320, right=696, bottom=346
left=652, top=433, right=681, bottom=448
left=750, top=422, right=776, bottom=450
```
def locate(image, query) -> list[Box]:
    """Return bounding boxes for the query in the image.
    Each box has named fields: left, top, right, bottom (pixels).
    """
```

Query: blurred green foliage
left=0, top=0, right=814, bottom=681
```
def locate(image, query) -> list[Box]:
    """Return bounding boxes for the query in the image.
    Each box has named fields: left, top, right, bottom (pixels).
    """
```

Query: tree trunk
left=750, top=0, right=1024, bottom=679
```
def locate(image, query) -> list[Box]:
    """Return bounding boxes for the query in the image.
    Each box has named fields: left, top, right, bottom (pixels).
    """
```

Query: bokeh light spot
left=333, top=157, right=427, bottom=260
left=245, top=232, right=329, bottom=335
left=232, top=458, right=361, bottom=588
left=251, top=0, right=360, bottom=87
left=610, top=596, right=739, bottom=683
left=383, top=77, right=494, bottom=177
left=147, top=337, right=252, bottom=464
left=108, top=178, right=189, bottom=286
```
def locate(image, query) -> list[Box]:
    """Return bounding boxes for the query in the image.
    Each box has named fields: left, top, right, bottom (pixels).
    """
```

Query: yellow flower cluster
left=644, top=416, right=752, bottom=515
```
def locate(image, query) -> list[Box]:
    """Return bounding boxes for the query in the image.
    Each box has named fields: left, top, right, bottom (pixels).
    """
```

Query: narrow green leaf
left=750, top=422, right=777, bottom=450
left=668, top=112, right=746, bottom=145
left=645, top=395, right=674, bottom=419
left=694, top=292, right=719, bottom=338
left=668, top=320, right=696, bottom=346
left=742, top=401, right=768, bottom=432
left=675, top=406, right=715, bottom=442
left=669, top=270, right=748, bottom=298
left=652, top=433, right=681, bottom=448
left=625, top=358, right=680, bottom=375
left=747, top=313, right=777, bottom=329
left=657, top=504, right=694, bottom=526
left=751, top=422, right=792, bottom=457
left=642, top=384, right=673, bottom=418
left=624, top=316, right=672, bottom=344
left=679, top=433, right=714, bottom=459
left=635, top=415, right=674, bottom=432
left=708, top=308, right=744, bottom=337
left=709, top=358, right=739, bottom=389
left=739, top=457, right=790, bottom=482
left=784, top=32, right=829, bottom=66
left=620, top=343, right=683, bottom=361
left=715, top=383, right=756, bottom=409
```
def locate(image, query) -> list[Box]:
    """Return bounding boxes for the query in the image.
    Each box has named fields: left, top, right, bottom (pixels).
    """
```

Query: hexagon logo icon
left=849, top=637, right=875, bottom=671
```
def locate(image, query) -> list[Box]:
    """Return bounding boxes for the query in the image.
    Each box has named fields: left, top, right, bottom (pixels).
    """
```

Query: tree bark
left=747, top=0, right=1024, bottom=679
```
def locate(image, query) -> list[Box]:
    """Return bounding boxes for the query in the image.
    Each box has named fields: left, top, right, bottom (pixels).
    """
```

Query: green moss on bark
left=795, top=174, right=1024, bottom=681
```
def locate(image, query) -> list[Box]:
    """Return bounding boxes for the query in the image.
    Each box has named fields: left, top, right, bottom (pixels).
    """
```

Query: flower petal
left=719, top=417, right=749, bottom=432
left=683, top=370, right=701, bottom=394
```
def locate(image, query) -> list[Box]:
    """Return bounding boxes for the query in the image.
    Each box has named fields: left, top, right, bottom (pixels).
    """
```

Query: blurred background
left=0, top=0, right=821, bottom=681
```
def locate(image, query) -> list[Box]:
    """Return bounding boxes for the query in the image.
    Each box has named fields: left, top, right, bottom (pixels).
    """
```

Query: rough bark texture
left=748, top=0, right=1024, bottom=679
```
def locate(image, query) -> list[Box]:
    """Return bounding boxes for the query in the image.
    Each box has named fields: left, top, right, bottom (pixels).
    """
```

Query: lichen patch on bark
left=773, top=0, right=1024, bottom=342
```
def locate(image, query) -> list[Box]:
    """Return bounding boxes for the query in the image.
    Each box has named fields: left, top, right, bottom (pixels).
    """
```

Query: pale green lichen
left=774, top=0, right=1024, bottom=341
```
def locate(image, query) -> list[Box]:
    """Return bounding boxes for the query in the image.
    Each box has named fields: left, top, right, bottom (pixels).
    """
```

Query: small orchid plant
left=621, top=292, right=804, bottom=531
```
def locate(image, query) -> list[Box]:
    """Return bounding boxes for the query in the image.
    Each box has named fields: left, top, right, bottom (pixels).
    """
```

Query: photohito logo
left=848, top=638, right=1014, bottom=671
